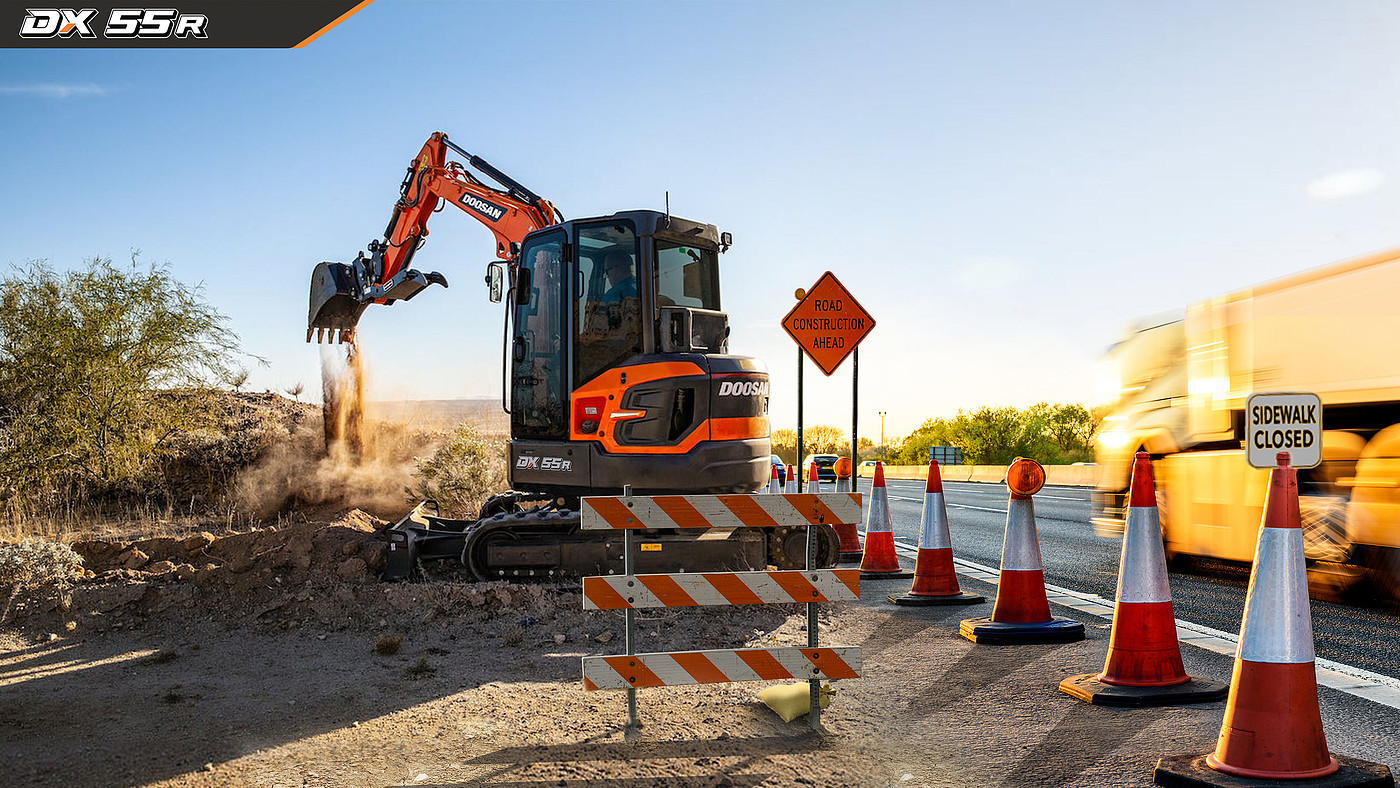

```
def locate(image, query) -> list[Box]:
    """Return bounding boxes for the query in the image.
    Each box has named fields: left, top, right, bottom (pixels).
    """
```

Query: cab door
left=510, top=230, right=568, bottom=440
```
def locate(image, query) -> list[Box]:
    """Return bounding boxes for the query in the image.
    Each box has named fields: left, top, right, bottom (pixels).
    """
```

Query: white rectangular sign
left=1246, top=392, right=1321, bottom=469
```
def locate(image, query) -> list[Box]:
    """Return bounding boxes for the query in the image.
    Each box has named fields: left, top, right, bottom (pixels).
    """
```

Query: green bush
left=0, top=256, right=246, bottom=511
left=408, top=424, right=506, bottom=517
left=0, top=539, right=84, bottom=587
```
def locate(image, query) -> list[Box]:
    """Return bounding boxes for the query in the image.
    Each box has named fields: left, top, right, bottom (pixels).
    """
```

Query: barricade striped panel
left=580, top=493, right=862, bottom=531
left=583, top=569, right=861, bottom=610
left=582, top=646, right=861, bottom=690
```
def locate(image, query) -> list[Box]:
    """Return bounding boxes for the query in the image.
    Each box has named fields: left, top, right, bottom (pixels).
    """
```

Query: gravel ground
left=3, top=530, right=1397, bottom=788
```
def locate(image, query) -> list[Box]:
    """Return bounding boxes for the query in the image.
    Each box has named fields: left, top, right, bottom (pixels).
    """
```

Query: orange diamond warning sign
left=782, top=271, right=875, bottom=376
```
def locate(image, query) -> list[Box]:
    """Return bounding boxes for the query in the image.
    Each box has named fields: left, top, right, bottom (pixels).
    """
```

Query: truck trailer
left=1092, top=246, right=1400, bottom=603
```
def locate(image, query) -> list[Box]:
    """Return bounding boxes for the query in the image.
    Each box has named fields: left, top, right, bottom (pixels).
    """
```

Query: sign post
left=1245, top=392, right=1322, bottom=468
left=781, top=272, right=876, bottom=728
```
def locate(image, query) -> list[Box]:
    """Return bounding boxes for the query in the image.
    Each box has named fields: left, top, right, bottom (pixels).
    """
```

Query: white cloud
left=957, top=258, right=1027, bottom=292
left=0, top=83, right=109, bottom=99
left=1305, top=169, right=1386, bottom=201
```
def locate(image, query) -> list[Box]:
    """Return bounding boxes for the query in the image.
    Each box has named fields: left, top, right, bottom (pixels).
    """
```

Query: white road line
left=947, top=503, right=1008, bottom=514
left=857, top=529, right=1400, bottom=711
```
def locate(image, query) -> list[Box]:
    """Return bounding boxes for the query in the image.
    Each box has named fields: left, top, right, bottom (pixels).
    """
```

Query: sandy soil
left=6, top=517, right=1394, bottom=788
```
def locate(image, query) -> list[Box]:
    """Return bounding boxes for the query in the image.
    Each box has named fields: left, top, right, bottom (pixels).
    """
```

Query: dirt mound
left=7, top=507, right=789, bottom=653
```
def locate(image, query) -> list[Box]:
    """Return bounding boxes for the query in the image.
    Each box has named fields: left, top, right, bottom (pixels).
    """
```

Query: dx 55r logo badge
left=21, top=8, right=209, bottom=38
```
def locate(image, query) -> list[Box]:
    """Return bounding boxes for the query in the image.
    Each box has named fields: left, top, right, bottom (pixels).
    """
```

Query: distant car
left=769, top=455, right=787, bottom=485
left=803, top=454, right=840, bottom=483
left=859, top=460, right=878, bottom=467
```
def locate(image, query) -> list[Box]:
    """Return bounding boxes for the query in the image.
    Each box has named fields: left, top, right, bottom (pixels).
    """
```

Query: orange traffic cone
left=889, top=460, right=983, bottom=606
left=1060, top=452, right=1226, bottom=705
left=832, top=459, right=863, bottom=562
left=960, top=458, right=1084, bottom=644
left=1154, top=452, right=1393, bottom=788
left=766, top=463, right=781, bottom=494
left=859, top=462, right=913, bottom=579
left=785, top=465, right=797, bottom=495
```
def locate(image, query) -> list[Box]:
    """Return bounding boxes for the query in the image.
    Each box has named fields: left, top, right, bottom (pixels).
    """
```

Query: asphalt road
left=853, top=476, right=1400, bottom=681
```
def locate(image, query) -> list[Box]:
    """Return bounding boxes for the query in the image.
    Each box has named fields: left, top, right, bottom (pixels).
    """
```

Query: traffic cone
left=889, top=460, right=983, bottom=606
left=829, top=461, right=863, bottom=562
left=1154, top=452, right=1393, bottom=788
left=859, top=462, right=913, bottom=579
left=766, top=463, right=781, bottom=494
left=960, top=458, right=1084, bottom=644
left=785, top=465, right=797, bottom=495
left=1060, top=452, right=1226, bottom=705
left=806, top=461, right=822, bottom=493
left=834, top=457, right=852, bottom=493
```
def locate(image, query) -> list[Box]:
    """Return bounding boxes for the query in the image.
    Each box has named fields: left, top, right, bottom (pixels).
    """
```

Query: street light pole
left=879, top=411, right=887, bottom=447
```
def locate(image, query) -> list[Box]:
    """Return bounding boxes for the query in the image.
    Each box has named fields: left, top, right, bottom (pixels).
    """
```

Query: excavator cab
left=502, top=210, right=770, bottom=496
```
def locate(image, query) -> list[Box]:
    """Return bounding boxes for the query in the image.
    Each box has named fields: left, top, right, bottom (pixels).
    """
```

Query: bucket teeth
left=305, top=327, right=314, bottom=344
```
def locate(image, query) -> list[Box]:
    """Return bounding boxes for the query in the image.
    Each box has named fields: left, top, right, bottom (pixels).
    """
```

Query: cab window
left=654, top=241, right=719, bottom=311
left=575, top=222, right=640, bottom=387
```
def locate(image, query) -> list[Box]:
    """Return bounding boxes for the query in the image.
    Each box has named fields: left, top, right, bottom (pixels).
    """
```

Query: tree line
left=771, top=403, right=1100, bottom=467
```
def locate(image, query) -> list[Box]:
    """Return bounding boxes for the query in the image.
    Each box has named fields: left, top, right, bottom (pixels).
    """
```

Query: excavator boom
left=307, top=132, right=560, bottom=344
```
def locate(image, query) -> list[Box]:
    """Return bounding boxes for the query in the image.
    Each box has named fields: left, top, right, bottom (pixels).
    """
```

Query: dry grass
left=373, top=633, right=403, bottom=656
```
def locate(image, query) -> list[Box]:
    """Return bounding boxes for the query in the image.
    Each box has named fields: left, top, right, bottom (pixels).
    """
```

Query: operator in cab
left=600, top=250, right=638, bottom=303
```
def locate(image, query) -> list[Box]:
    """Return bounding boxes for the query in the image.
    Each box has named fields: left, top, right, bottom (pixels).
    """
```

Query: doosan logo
left=717, top=380, right=769, bottom=397
left=460, top=194, right=506, bottom=222
left=20, top=8, right=209, bottom=38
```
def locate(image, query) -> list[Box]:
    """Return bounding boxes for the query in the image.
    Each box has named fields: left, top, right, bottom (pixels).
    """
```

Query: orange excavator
left=308, top=132, right=838, bottom=580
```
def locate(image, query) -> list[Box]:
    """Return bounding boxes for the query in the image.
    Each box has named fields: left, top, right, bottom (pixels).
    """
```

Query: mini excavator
left=308, top=132, right=838, bottom=580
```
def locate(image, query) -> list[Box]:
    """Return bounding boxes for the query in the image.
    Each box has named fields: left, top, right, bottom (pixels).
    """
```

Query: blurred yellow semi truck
left=1091, top=246, right=1400, bottom=601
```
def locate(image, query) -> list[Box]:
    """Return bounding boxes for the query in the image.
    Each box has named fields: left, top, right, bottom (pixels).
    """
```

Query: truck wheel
left=1299, top=495, right=1351, bottom=563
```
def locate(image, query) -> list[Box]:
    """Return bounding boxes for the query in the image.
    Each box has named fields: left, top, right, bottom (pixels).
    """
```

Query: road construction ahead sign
left=1246, top=392, right=1321, bottom=469
left=782, top=272, right=875, bottom=376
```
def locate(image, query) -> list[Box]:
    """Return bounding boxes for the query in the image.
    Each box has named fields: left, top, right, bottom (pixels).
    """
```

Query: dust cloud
left=231, top=344, right=444, bottom=521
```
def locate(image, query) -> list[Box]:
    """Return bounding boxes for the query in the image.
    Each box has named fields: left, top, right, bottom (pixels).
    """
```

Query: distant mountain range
left=364, top=398, right=506, bottom=430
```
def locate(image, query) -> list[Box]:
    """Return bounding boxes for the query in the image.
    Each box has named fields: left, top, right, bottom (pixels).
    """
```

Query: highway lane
left=852, top=476, right=1400, bottom=681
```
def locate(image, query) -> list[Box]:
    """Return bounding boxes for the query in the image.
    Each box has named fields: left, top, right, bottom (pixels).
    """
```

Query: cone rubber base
left=1153, top=754, right=1393, bottom=788
left=860, top=568, right=915, bottom=580
left=838, top=551, right=864, bottom=563
left=1059, top=673, right=1228, bottom=707
left=889, top=591, right=984, bottom=606
left=959, top=616, right=1085, bottom=644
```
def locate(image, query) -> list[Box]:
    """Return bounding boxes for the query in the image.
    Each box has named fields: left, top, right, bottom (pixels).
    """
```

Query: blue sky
left=4, top=1, right=1400, bottom=437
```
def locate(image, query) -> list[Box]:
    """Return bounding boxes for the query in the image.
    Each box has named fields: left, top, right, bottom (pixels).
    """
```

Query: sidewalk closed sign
left=1246, top=392, right=1321, bottom=469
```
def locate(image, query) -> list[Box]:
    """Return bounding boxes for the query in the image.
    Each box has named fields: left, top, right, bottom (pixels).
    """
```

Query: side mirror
left=485, top=263, right=505, bottom=303
left=719, top=231, right=732, bottom=253
left=514, top=268, right=532, bottom=304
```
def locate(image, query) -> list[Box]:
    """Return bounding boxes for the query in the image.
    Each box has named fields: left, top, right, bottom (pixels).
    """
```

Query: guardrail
left=856, top=464, right=1101, bottom=487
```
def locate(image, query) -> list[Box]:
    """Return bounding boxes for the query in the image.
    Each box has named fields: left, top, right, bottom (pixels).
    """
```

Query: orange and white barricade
left=581, top=488, right=863, bottom=733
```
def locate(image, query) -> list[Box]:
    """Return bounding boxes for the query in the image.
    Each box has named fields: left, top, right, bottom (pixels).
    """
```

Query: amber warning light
left=1006, top=457, right=1046, bottom=497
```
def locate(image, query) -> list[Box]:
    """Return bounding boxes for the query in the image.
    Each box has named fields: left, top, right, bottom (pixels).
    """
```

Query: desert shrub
left=408, top=424, right=506, bottom=517
left=0, top=539, right=84, bottom=587
left=0, top=256, right=247, bottom=512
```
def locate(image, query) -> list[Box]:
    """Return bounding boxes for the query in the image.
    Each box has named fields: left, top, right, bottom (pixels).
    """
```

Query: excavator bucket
left=308, top=260, right=368, bottom=344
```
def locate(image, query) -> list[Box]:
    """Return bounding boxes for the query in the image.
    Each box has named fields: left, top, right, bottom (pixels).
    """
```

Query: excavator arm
left=307, top=132, right=561, bottom=344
